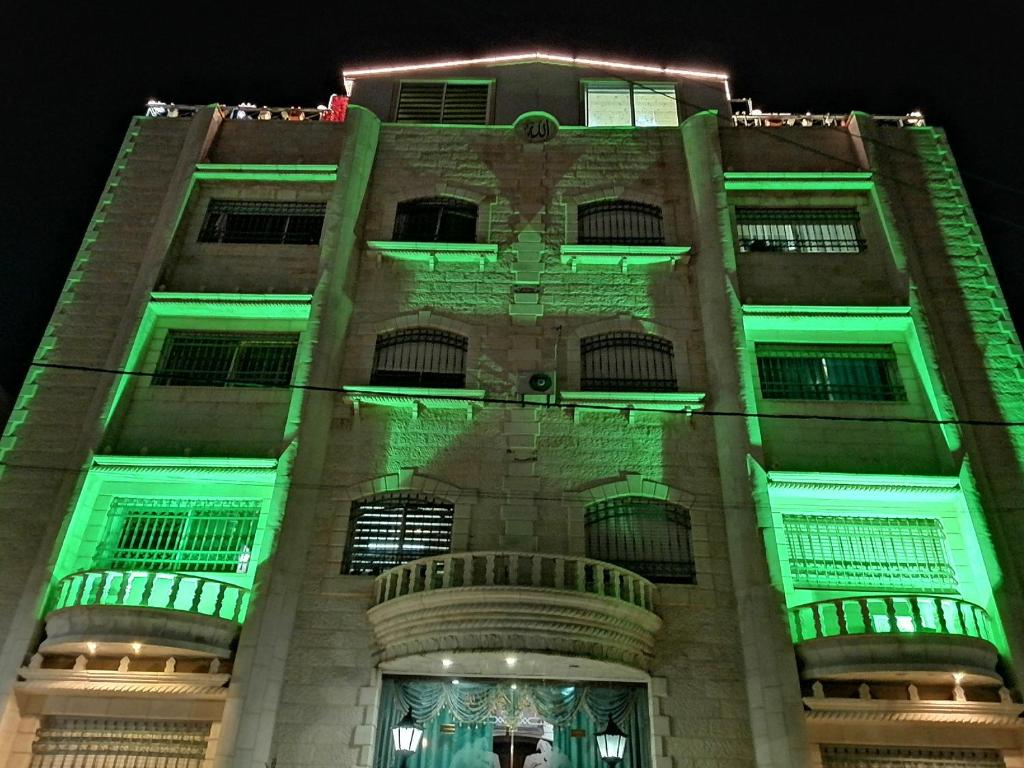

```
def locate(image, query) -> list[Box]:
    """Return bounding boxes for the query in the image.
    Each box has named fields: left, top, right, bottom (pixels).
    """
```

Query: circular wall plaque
left=513, top=111, right=559, bottom=143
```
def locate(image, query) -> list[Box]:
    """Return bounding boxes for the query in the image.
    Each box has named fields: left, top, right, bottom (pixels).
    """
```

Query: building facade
left=1, top=51, right=1024, bottom=768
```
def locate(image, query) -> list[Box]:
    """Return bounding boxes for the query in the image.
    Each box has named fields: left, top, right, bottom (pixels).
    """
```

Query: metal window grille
left=395, top=82, right=490, bottom=124
left=30, top=718, right=210, bottom=768
left=736, top=208, right=865, bottom=253
left=198, top=200, right=326, bottom=245
left=578, top=200, right=665, bottom=245
left=97, top=497, right=261, bottom=573
left=344, top=493, right=454, bottom=575
left=756, top=344, right=906, bottom=401
left=585, top=496, right=695, bottom=583
left=152, top=331, right=299, bottom=388
left=783, top=514, right=956, bottom=592
left=393, top=197, right=478, bottom=243
left=371, top=328, right=468, bottom=388
left=821, top=745, right=1004, bottom=768
left=580, top=332, right=676, bottom=392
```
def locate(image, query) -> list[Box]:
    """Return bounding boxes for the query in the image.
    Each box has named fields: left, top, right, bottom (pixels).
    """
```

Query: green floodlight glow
left=723, top=172, right=874, bottom=191
left=193, top=164, right=338, bottom=183
left=365, top=241, right=498, bottom=269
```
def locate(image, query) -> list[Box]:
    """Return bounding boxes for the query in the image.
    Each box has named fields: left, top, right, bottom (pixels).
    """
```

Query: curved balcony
left=791, top=595, right=1001, bottom=684
left=367, top=552, right=661, bottom=675
left=42, top=569, right=249, bottom=658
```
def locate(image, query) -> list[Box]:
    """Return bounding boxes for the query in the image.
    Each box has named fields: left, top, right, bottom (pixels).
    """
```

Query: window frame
left=754, top=343, right=907, bottom=402
left=585, top=495, right=695, bottom=583
left=392, top=197, right=479, bottom=243
left=581, top=80, right=680, bottom=127
left=152, top=330, right=300, bottom=388
left=579, top=331, right=677, bottom=392
left=393, top=79, right=494, bottom=125
left=370, top=327, right=469, bottom=389
left=198, top=200, right=327, bottom=246
left=343, top=492, right=455, bottom=575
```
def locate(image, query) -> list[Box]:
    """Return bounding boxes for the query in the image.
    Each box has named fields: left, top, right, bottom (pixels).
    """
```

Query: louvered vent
left=395, top=82, right=489, bottom=124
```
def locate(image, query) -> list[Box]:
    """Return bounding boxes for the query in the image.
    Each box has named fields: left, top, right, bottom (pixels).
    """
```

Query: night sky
left=2, top=3, right=1021, bottom=396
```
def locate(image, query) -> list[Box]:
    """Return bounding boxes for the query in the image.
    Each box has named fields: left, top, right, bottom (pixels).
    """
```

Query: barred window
left=153, top=331, right=299, bottom=388
left=584, top=82, right=679, bottom=127
left=581, top=332, right=676, bottom=392
left=97, top=497, right=261, bottom=573
left=393, top=197, right=478, bottom=243
left=578, top=200, right=664, bottom=245
left=585, top=496, right=694, bottom=583
left=371, top=328, right=468, bottom=388
left=756, top=344, right=906, bottom=402
left=344, top=493, right=454, bottom=575
left=736, top=207, right=864, bottom=253
left=395, top=81, right=490, bottom=124
left=198, top=200, right=326, bottom=245
left=783, top=514, right=956, bottom=592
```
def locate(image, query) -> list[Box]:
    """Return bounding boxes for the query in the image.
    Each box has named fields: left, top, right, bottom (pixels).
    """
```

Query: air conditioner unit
left=517, top=371, right=557, bottom=402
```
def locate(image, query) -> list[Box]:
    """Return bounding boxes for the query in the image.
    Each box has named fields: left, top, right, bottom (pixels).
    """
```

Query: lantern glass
left=391, top=711, right=423, bottom=754
left=595, top=718, right=627, bottom=764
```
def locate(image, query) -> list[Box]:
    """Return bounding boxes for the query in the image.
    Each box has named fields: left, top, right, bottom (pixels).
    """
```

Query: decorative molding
left=723, top=172, right=874, bottom=191
left=343, top=387, right=485, bottom=419
left=366, top=241, right=498, bottom=271
left=148, top=292, right=313, bottom=319
left=193, top=163, right=338, bottom=183
left=804, top=696, right=1024, bottom=726
left=559, top=245, right=689, bottom=273
left=741, top=304, right=911, bottom=319
left=559, top=391, right=705, bottom=422
left=90, top=455, right=278, bottom=477
left=17, top=666, right=230, bottom=697
left=576, top=474, right=694, bottom=508
left=767, top=470, right=962, bottom=497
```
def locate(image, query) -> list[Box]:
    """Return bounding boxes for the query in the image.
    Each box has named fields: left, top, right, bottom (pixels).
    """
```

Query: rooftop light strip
left=346, top=51, right=730, bottom=82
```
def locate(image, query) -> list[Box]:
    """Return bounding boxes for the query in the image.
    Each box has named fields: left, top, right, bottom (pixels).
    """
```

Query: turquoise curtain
left=374, top=678, right=651, bottom=768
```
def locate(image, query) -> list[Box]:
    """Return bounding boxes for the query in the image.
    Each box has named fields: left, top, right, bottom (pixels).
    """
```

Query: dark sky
left=2, top=2, right=1021, bottom=394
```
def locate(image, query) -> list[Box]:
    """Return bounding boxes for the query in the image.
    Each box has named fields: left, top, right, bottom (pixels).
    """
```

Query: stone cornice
left=767, top=471, right=961, bottom=497
left=90, top=455, right=278, bottom=477
left=17, top=667, right=230, bottom=697
left=804, top=696, right=1024, bottom=726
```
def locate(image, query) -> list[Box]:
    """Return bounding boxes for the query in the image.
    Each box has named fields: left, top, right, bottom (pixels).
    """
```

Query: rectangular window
left=153, top=331, right=299, bottom=388
left=198, top=200, right=326, bottom=245
left=783, top=514, right=956, bottom=592
left=756, top=344, right=906, bottom=401
left=584, top=82, right=679, bottom=127
left=99, top=497, right=261, bottom=573
left=736, top=207, right=864, bottom=253
left=395, top=81, right=490, bottom=124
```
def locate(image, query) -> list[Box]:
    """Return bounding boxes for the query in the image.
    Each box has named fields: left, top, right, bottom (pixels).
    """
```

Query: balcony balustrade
left=367, top=551, right=661, bottom=673
left=791, top=595, right=1001, bottom=684
left=42, top=569, right=249, bottom=658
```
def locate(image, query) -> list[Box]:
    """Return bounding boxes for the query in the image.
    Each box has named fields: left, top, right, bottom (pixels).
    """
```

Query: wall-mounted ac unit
left=517, top=371, right=556, bottom=402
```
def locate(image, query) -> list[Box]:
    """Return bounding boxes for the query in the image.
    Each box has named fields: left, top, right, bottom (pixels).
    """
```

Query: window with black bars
left=735, top=207, right=865, bottom=253
left=344, top=493, right=454, bottom=575
left=371, top=328, right=468, bottom=388
left=783, top=514, right=956, bottom=592
left=578, top=200, right=665, bottom=245
left=585, top=496, right=695, bottom=583
left=756, top=344, right=906, bottom=401
left=97, top=497, right=261, bottom=573
left=580, top=332, right=676, bottom=392
left=153, top=331, right=299, bottom=388
left=198, top=200, right=326, bottom=245
left=393, top=197, right=478, bottom=243
left=395, top=82, right=490, bottom=124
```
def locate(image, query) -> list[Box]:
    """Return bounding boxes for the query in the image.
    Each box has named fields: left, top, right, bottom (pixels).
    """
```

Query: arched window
left=393, top=197, right=478, bottom=243
left=585, top=496, right=694, bottom=583
left=344, top=493, right=454, bottom=575
left=371, top=328, right=468, bottom=388
left=578, top=200, right=664, bottom=245
left=580, top=332, right=676, bottom=392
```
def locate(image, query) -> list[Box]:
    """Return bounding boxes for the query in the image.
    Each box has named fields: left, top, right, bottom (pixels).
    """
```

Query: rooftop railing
left=143, top=98, right=348, bottom=122
left=48, top=569, right=249, bottom=623
left=731, top=111, right=925, bottom=128
left=373, top=551, right=656, bottom=613
left=791, top=594, right=993, bottom=644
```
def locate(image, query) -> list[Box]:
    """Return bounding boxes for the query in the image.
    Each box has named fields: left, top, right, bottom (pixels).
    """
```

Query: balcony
left=42, top=570, right=249, bottom=658
left=791, top=595, right=1001, bottom=684
left=367, top=552, right=661, bottom=676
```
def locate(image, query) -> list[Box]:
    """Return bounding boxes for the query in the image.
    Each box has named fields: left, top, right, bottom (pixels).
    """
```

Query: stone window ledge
left=366, top=241, right=498, bottom=270
left=559, top=245, right=690, bottom=272
left=342, top=386, right=486, bottom=419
